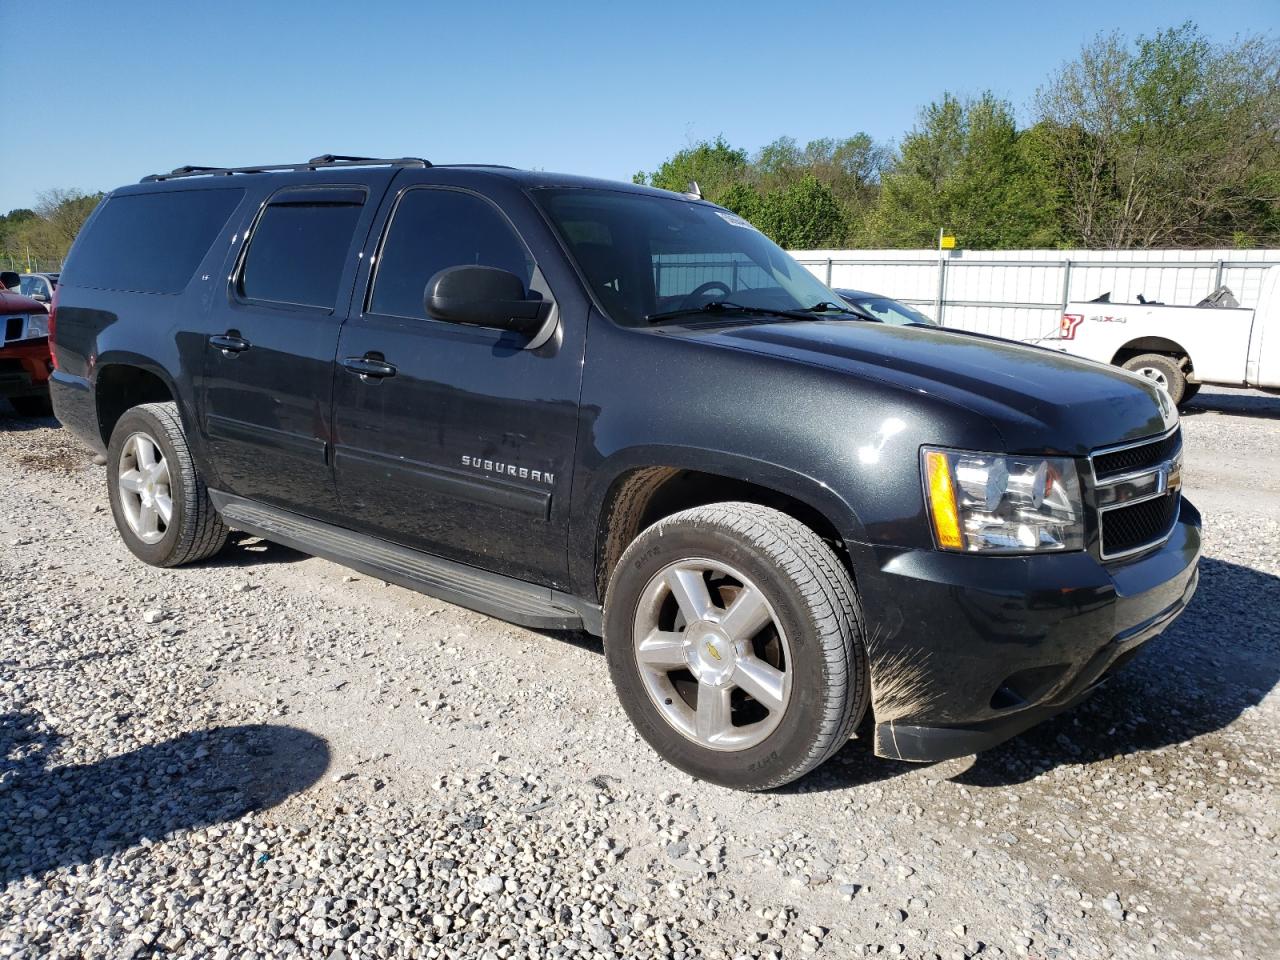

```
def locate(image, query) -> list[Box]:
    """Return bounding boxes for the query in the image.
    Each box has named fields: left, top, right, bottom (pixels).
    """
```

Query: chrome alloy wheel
left=1134, top=365, right=1170, bottom=390
left=117, top=432, right=172, bottom=544
left=632, top=559, right=792, bottom=752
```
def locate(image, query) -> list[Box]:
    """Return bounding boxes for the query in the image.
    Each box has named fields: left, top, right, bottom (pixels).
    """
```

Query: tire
left=1121, top=353, right=1186, bottom=406
left=9, top=395, right=52, bottom=417
left=604, top=502, right=869, bottom=791
left=1180, top=382, right=1201, bottom=407
left=106, top=402, right=228, bottom=567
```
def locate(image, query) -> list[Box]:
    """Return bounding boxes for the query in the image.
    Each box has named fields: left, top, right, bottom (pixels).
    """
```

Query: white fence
left=791, top=248, right=1280, bottom=342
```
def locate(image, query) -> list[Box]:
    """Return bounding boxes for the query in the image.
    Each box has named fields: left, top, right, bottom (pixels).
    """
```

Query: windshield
left=534, top=188, right=844, bottom=327
left=845, top=294, right=936, bottom=326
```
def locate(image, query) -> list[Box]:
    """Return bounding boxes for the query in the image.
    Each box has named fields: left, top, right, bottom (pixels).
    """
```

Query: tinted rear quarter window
left=239, top=188, right=365, bottom=310
left=64, top=189, right=244, bottom=294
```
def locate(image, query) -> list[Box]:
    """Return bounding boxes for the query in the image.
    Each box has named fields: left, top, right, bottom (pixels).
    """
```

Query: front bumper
left=0, top=337, right=53, bottom=399
left=852, top=498, right=1201, bottom=762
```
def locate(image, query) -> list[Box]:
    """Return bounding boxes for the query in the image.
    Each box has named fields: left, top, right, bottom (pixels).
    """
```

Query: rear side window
left=369, top=189, right=534, bottom=320
left=64, top=189, right=243, bottom=294
left=239, top=187, right=365, bottom=310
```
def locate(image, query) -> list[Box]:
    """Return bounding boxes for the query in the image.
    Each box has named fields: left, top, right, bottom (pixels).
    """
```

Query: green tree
left=1, top=190, right=102, bottom=268
left=635, top=136, right=749, bottom=198
left=715, top=181, right=764, bottom=223
left=35, top=189, right=101, bottom=251
left=752, top=176, right=848, bottom=249
left=1033, top=23, right=1280, bottom=247
left=865, top=92, right=1053, bottom=248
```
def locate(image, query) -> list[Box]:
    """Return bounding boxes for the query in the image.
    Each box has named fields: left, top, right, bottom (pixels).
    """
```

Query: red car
left=1, top=272, right=54, bottom=417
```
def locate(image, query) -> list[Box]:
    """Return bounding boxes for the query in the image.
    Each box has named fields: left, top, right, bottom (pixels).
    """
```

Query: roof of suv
left=135, top=154, right=691, bottom=202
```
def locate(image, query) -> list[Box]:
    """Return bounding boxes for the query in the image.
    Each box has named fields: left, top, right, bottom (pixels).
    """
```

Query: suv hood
left=666, top=319, right=1176, bottom=454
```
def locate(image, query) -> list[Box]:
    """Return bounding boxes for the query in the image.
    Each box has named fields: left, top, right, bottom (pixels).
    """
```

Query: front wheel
left=604, top=503, right=869, bottom=791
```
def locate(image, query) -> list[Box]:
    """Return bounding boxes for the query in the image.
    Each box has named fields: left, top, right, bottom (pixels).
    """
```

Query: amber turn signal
left=924, top=449, right=964, bottom=550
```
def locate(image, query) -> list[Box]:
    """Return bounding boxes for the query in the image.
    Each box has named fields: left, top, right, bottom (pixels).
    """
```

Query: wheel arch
left=585, top=448, right=865, bottom=604
left=93, top=358, right=181, bottom=447
left=1111, top=337, right=1192, bottom=371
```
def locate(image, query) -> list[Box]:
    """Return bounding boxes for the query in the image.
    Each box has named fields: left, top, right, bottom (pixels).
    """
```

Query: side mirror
left=424, top=265, right=549, bottom=336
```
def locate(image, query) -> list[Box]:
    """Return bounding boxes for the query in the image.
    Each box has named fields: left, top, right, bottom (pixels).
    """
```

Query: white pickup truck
left=1047, top=265, right=1280, bottom=407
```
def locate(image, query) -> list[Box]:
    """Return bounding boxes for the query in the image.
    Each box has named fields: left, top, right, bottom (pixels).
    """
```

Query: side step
left=210, top=493, right=599, bottom=633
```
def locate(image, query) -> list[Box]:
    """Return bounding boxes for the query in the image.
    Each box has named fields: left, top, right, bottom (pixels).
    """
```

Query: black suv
left=50, top=155, right=1200, bottom=790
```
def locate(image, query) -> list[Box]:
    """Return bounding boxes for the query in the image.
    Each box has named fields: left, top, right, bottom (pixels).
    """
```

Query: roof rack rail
left=141, top=155, right=430, bottom=183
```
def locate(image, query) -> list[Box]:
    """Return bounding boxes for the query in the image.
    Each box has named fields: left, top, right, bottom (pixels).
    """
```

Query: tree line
left=1, top=189, right=102, bottom=272
left=3, top=23, right=1276, bottom=268
left=634, top=24, right=1279, bottom=250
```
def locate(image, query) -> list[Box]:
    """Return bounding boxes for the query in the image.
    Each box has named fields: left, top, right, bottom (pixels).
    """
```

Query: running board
left=210, top=492, right=599, bottom=633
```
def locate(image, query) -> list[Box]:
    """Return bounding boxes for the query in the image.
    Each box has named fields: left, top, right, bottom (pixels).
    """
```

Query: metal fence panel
left=792, top=247, right=1280, bottom=343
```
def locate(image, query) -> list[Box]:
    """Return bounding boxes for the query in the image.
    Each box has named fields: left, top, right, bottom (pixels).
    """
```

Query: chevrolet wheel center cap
left=683, top=624, right=735, bottom=686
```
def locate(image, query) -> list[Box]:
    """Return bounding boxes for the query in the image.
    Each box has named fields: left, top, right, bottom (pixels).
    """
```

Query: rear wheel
left=106, top=402, right=228, bottom=567
left=604, top=502, right=869, bottom=791
left=1121, top=353, right=1186, bottom=406
left=1180, top=382, right=1201, bottom=406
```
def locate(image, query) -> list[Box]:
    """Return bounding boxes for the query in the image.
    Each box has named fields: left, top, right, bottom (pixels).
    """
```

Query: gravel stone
left=1, top=388, right=1278, bottom=960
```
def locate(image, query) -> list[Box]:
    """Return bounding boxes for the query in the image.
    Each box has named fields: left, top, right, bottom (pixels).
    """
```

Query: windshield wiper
left=646, top=301, right=823, bottom=325
left=804, top=301, right=879, bottom=322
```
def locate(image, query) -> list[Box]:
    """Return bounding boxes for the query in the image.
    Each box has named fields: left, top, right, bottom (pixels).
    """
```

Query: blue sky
left=2, top=0, right=1276, bottom=212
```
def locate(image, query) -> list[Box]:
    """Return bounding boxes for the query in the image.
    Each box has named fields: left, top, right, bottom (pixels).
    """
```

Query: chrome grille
left=1093, top=429, right=1182, bottom=479
left=1100, top=495, right=1180, bottom=557
left=1091, top=426, right=1182, bottom=561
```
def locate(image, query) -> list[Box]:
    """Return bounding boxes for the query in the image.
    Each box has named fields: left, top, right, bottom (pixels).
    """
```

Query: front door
left=331, top=185, right=584, bottom=586
left=202, top=181, right=384, bottom=520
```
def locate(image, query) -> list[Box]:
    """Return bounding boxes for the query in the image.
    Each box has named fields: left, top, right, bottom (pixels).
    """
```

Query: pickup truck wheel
left=1122, top=353, right=1186, bottom=406
left=604, top=502, right=869, bottom=791
left=106, top=402, right=228, bottom=567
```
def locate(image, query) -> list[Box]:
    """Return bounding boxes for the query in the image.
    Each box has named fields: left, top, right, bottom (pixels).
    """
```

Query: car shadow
left=0, top=405, right=58, bottom=431
left=790, top=555, right=1279, bottom=792
left=0, top=714, right=329, bottom=884
left=203, top=533, right=308, bottom=568
left=1181, top=388, right=1280, bottom=420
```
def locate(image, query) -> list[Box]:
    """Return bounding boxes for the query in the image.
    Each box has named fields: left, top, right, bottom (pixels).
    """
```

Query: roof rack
left=141, top=154, right=430, bottom=182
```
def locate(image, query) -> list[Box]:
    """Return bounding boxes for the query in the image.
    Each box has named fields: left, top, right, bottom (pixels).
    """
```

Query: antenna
left=684, top=181, right=703, bottom=200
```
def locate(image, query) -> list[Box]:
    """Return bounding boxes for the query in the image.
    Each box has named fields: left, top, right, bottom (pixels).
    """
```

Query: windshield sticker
left=715, top=210, right=758, bottom=231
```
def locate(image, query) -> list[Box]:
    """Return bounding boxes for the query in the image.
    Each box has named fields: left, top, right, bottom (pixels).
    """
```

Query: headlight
left=921, top=447, right=1084, bottom=553
left=25, top=313, right=49, bottom=338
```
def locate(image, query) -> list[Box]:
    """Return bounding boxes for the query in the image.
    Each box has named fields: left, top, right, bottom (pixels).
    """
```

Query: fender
left=90, top=351, right=218, bottom=479
left=568, top=442, right=867, bottom=601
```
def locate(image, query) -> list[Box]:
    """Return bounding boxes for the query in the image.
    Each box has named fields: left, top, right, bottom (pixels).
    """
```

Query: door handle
left=340, top=356, right=398, bottom=380
left=209, top=333, right=250, bottom=355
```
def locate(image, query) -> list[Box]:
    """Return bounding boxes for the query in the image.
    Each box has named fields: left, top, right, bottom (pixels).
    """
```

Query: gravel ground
left=1, top=388, right=1277, bottom=960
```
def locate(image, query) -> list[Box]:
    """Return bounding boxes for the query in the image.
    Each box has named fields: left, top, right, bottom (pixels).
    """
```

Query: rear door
left=330, top=181, right=586, bottom=586
left=202, top=178, right=390, bottom=520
